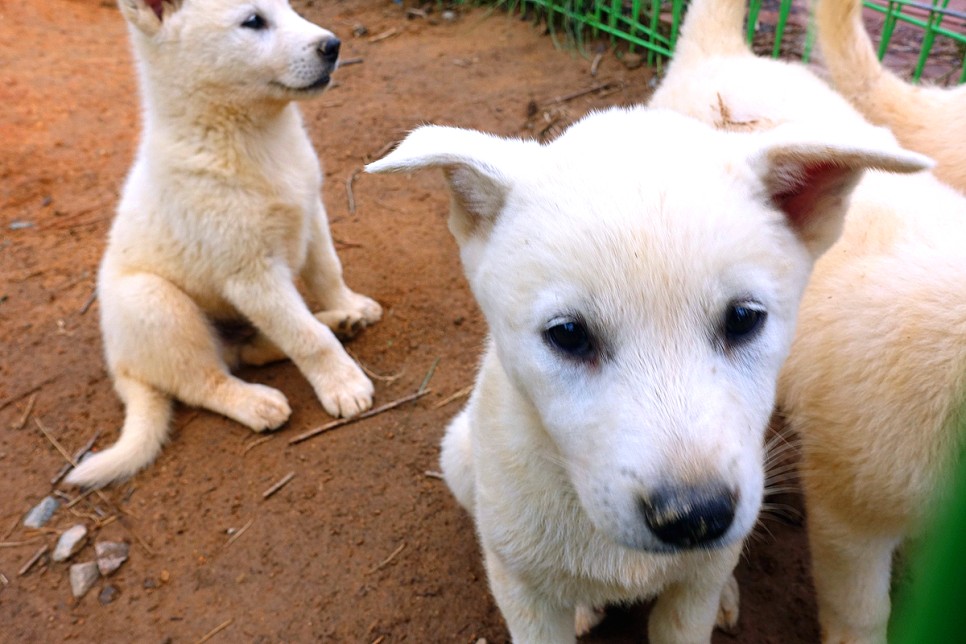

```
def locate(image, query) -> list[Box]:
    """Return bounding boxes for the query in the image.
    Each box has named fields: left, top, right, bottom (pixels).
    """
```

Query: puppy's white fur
left=815, top=0, right=966, bottom=192
left=67, top=0, right=381, bottom=488
left=368, top=106, right=925, bottom=642
left=651, top=1, right=965, bottom=642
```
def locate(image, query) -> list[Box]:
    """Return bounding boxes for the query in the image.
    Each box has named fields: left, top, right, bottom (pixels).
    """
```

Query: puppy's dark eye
left=723, top=303, right=766, bottom=344
left=241, top=14, right=266, bottom=30
left=545, top=319, right=594, bottom=359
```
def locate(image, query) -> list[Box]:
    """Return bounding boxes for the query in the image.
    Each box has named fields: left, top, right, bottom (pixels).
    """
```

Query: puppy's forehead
left=483, top=117, right=792, bottom=315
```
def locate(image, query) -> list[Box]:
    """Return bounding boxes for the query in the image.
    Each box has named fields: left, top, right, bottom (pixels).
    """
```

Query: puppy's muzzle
left=318, top=37, right=341, bottom=65
left=640, top=485, right=737, bottom=548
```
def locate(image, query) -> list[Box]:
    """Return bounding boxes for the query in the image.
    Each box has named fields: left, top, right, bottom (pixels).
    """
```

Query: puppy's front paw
left=311, top=356, right=374, bottom=418
left=715, top=574, right=740, bottom=634
left=575, top=604, right=606, bottom=637
left=344, top=290, right=382, bottom=325
left=236, top=384, right=292, bottom=432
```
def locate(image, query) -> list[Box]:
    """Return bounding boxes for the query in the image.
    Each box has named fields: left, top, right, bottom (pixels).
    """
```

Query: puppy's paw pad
left=715, top=574, right=740, bottom=634
left=575, top=604, right=606, bottom=637
left=239, top=385, right=291, bottom=432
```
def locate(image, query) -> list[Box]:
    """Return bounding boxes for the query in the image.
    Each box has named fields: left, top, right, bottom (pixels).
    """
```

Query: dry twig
left=432, top=385, right=473, bottom=410
left=546, top=80, right=621, bottom=106
left=195, top=618, right=233, bottom=644
left=346, top=168, right=360, bottom=214
left=51, top=430, right=100, bottom=486
left=78, top=287, right=98, bottom=315
left=224, top=518, right=255, bottom=549
left=11, top=393, right=37, bottom=431
left=288, top=389, right=431, bottom=445
left=0, top=538, right=42, bottom=548
left=590, top=52, right=603, bottom=77
left=0, top=376, right=57, bottom=413
left=368, top=542, right=406, bottom=573
left=262, top=472, right=296, bottom=500
left=18, top=545, right=48, bottom=577
left=367, top=27, right=399, bottom=44
left=242, top=435, right=274, bottom=455
left=418, top=358, right=440, bottom=394
left=2, top=514, right=20, bottom=541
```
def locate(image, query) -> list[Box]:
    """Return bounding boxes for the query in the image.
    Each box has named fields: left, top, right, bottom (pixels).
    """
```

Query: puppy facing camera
left=368, top=106, right=927, bottom=642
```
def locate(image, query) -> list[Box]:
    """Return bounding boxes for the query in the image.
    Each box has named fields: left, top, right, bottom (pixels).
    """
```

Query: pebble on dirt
left=23, top=496, right=60, bottom=529
left=52, top=524, right=88, bottom=562
left=98, top=584, right=119, bottom=605
left=94, top=541, right=129, bottom=576
left=69, top=562, right=99, bottom=599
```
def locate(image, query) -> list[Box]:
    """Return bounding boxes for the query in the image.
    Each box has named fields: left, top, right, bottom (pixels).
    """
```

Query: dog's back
left=815, top=0, right=966, bottom=191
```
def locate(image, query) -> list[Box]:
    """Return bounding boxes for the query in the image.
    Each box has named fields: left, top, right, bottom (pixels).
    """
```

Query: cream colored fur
left=815, top=0, right=966, bottom=192
left=650, top=1, right=966, bottom=642
left=367, top=105, right=924, bottom=642
left=66, top=0, right=380, bottom=488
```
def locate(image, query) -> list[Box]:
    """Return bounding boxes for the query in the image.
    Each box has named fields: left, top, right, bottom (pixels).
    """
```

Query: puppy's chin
left=610, top=527, right=740, bottom=555
left=270, top=73, right=331, bottom=97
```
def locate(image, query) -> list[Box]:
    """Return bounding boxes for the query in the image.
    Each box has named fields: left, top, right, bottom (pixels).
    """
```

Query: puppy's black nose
left=640, top=485, right=737, bottom=548
left=318, top=37, right=340, bottom=64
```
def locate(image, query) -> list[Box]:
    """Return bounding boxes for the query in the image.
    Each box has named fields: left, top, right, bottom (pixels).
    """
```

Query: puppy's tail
left=65, top=377, right=172, bottom=489
left=815, top=0, right=897, bottom=105
left=672, top=0, right=751, bottom=65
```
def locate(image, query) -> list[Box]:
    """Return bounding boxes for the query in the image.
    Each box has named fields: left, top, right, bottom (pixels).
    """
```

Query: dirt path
left=1, top=1, right=817, bottom=641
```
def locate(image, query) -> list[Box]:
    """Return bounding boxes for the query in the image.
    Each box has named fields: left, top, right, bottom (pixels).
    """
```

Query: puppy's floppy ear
left=117, top=0, right=183, bottom=35
left=366, top=126, right=534, bottom=244
left=750, top=125, right=932, bottom=257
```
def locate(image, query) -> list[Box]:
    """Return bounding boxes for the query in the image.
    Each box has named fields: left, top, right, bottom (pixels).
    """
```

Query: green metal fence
left=492, top=0, right=966, bottom=83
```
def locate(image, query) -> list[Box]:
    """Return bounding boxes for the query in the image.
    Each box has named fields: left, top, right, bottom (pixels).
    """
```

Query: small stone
left=159, top=569, right=170, bottom=583
left=441, top=10, right=457, bottom=21
left=23, top=496, right=60, bottom=529
left=69, top=562, right=99, bottom=599
left=143, top=577, right=158, bottom=590
left=621, top=52, right=644, bottom=69
left=53, top=524, right=88, bottom=562
left=352, top=23, right=368, bottom=37
left=98, top=584, right=119, bottom=605
left=94, top=541, right=129, bottom=576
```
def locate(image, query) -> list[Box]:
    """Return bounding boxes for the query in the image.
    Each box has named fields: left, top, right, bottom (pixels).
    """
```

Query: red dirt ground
left=5, top=0, right=927, bottom=641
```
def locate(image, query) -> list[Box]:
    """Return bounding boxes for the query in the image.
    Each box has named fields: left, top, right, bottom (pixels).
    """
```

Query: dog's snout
left=318, top=37, right=341, bottom=63
left=640, top=485, right=737, bottom=548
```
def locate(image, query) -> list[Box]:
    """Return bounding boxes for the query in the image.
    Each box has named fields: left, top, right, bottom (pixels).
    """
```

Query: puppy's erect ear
left=117, top=0, right=183, bottom=35
left=750, top=125, right=932, bottom=257
left=366, top=126, right=535, bottom=244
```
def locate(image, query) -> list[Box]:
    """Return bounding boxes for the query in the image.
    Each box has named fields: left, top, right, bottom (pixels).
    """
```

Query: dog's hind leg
left=301, top=201, right=382, bottom=336
left=808, top=502, right=896, bottom=644
left=102, top=271, right=292, bottom=431
left=65, top=376, right=172, bottom=488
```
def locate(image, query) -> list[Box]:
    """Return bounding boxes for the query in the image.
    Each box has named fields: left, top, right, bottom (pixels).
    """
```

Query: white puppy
left=815, top=0, right=966, bottom=192
left=650, top=0, right=965, bottom=641
left=367, top=107, right=926, bottom=642
left=66, top=0, right=381, bottom=488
